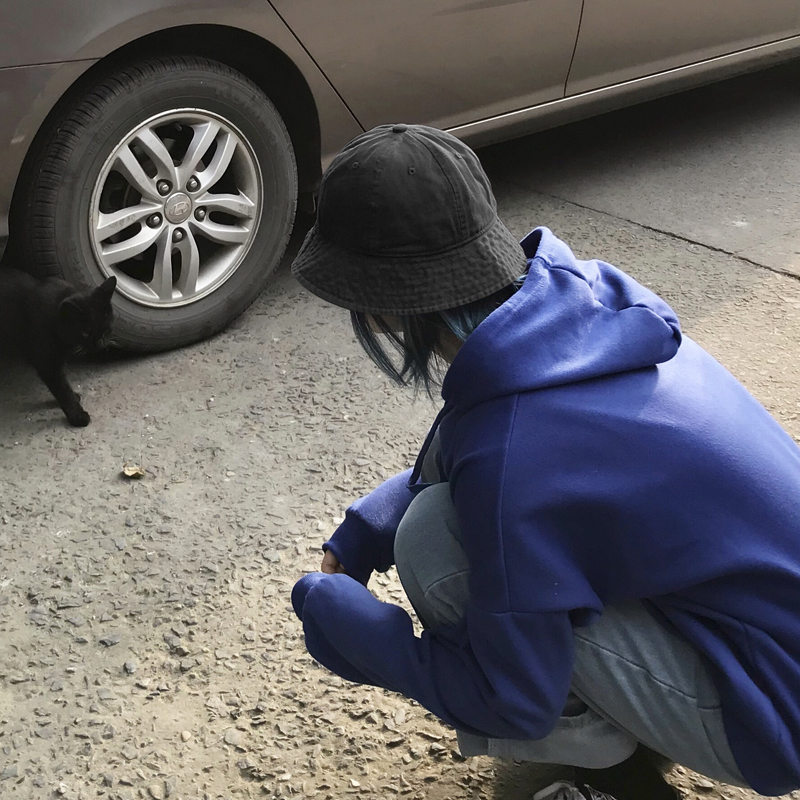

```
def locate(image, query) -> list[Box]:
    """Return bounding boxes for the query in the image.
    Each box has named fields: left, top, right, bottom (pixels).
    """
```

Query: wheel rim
left=89, top=110, right=263, bottom=308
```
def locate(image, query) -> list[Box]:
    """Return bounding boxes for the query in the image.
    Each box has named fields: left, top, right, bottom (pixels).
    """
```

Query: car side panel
left=269, top=0, right=584, bottom=131
left=0, top=2, right=363, bottom=157
left=568, top=0, right=800, bottom=94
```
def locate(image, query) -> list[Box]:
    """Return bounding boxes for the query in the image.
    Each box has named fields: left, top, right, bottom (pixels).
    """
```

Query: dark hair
left=351, top=271, right=528, bottom=395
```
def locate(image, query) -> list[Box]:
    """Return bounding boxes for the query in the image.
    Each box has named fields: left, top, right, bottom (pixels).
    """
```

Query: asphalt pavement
left=2, top=59, right=800, bottom=800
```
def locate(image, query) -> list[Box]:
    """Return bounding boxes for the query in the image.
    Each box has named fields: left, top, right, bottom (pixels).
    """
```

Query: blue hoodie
left=292, top=227, right=800, bottom=796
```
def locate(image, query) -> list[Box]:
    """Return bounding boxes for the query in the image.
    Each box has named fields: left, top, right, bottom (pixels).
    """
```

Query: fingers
left=321, top=549, right=346, bottom=574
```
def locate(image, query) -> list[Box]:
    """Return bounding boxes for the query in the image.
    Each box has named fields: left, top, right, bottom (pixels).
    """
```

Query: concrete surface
left=482, top=59, right=800, bottom=277
left=2, top=62, right=800, bottom=800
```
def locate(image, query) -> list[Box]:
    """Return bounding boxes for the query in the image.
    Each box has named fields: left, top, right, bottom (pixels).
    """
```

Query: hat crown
left=317, top=125, right=497, bottom=257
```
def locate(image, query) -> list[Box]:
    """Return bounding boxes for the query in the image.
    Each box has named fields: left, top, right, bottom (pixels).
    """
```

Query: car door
left=567, top=0, right=800, bottom=95
left=269, top=0, right=583, bottom=131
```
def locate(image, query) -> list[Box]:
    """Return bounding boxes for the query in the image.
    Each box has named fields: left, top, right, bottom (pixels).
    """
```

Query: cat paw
left=67, top=409, right=91, bottom=427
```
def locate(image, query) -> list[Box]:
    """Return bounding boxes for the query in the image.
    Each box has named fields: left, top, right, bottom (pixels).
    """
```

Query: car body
left=2, top=1, right=799, bottom=349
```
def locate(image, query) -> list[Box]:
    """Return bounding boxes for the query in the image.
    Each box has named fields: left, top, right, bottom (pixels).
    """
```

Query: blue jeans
left=393, top=483, right=748, bottom=787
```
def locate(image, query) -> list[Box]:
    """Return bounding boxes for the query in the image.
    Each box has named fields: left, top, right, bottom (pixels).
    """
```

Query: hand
left=321, top=549, right=347, bottom=575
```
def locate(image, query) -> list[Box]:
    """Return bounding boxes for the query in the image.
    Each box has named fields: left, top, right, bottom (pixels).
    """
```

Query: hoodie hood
left=441, top=227, right=682, bottom=408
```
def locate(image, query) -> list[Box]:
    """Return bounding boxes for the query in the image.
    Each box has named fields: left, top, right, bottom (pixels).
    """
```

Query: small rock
left=180, top=731, right=192, bottom=742
left=57, top=782, right=68, bottom=795
left=98, top=688, right=114, bottom=701
left=349, top=779, right=361, bottom=788
left=1, top=765, right=18, bottom=780
left=50, top=679, right=63, bottom=692
left=157, top=525, right=173, bottom=534
left=180, top=658, right=196, bottom=673
left=148, top=782, right=165, bottom=800
left=121, top=744, right=137, bottom=761
left=692, top=778, right=715, bottom=792
left=394, top=708, right=407, bottom=725
left=224, top=728, right=245, bottom=749
left=135, top=679, right=151, bottom=690
left=99, top=633, right=121, bottom=647
left=103, top=774, right=115, bottom=787
left=123, top=661, right=137, bottom=675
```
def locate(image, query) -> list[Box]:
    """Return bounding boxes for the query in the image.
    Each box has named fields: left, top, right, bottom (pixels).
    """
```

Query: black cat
left=0, top=269, right=116, bottom=426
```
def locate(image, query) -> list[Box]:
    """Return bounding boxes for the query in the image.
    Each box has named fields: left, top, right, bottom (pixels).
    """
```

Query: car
left=2, top=1, right=799, bottom=351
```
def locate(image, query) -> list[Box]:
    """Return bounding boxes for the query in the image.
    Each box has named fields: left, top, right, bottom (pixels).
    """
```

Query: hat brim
left=290, top=216, right=528, bottom=316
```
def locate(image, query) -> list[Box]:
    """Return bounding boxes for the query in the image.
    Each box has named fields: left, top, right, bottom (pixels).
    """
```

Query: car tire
left=16, top=56, right=298, bottom=351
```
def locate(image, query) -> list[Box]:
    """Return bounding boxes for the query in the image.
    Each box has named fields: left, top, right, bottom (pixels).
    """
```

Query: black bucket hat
left=291, top=124, right=527, bottom=316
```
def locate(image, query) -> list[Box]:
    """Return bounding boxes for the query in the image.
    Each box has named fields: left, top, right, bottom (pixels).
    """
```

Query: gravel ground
left=2, top=191, right=800, bottom=800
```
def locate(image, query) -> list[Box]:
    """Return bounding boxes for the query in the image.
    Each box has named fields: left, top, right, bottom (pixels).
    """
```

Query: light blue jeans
left=394, top=483, right=748, bottom=787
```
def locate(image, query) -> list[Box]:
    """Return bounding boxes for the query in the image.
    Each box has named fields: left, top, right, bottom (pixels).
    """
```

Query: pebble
left=1, top=765, right=18, bottom=780
left=57, top=782, right=68, bottom=795
left=103, top=775, right=115, bottom=788
left=692, top=778, right=716, bottom=791
left=99, top=633, right=121, bottom=647
left=180, top=731, right=192, bottom=742
left=148, top=782, right=165, bottom=799
left=124, top=660, right=137, bottom=674
left=224, top=728, right=245, bottom=748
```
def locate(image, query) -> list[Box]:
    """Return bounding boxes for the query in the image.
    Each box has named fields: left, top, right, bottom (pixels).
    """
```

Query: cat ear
left=94, top=276, right=117, bottom=301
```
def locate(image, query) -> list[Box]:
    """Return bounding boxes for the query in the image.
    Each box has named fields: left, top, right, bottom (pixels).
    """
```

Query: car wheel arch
left=9, top=23, right=322, bottom=252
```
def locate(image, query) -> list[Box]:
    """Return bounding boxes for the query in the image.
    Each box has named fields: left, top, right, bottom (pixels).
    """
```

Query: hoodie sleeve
left=292, top=397, right=595, bottom=739
left=292, top=571, right=575, bottom=739
left=322, top=469, right=416, bottom=585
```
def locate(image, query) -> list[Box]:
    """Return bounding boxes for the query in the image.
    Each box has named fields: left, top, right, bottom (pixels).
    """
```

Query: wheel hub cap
left=164, top=192, right=192, bottom=223
left=89, top=110, right=263, bottom=308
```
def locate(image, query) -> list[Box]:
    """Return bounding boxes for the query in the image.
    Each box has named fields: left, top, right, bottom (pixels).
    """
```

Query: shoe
left=533, top=780, right=618, bottom=800
left=574, top=745, right=681, bottom=800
